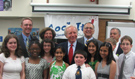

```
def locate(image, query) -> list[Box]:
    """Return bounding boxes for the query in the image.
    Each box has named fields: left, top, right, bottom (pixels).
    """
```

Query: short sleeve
left=42, top=59, right=49, bottom=69
left=0, top=53, right=6, bottom=63
left=20, top=56, right=25, bottom=63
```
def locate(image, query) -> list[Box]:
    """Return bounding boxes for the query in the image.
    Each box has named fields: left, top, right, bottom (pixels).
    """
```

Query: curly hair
left=40, top=39, right=55, bottom=57
left=0, top=34, right=23, bottom=58
left=39, top=27, right=56, bottom=40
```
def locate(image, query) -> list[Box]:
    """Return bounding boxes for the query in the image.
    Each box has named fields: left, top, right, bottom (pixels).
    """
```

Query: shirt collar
left=84, top=36, right=93, bottom=42
left=68, top=41, right=77, bottom=47
left=75, top=63, right=85, bottom=69
left=124, top=50, right=132, bottom=58
left=22, top=33, right=31, bottom=41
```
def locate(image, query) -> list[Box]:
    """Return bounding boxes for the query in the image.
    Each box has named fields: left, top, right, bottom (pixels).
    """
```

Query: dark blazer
left=58, top=41, right=85, bottom=65
left=116, top=43, right=123, bottom=56
left=77, top=37, right=103, bottom=48
left=18, top=34, right=39, bottom=57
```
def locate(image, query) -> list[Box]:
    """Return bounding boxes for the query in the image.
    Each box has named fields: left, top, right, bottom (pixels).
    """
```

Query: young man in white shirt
left=118, top=35, right=135, bottom=79
left=62, top=50, right=96, bottom=79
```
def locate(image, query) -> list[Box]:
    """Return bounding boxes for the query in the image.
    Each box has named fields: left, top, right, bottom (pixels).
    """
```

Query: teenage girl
left=25, top=41, right=48, bottom=79
left=95, top=42, right=116, bottom=79
left=49, top=46, right=69, bottom=79
left=85, top=40, right=99, bottom=71
left=41, top=39, right=55, bottom=64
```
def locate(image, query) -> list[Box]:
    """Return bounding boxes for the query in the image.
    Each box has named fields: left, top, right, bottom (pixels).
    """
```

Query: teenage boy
left=62, top=50, right=96, bottom=79
left=118, top=35, right=135, bottom=79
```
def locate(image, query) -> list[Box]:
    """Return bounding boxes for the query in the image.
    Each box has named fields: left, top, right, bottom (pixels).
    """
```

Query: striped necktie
left=85, top=39, right=89, bottom=46
left=26, top=37, right=30, bottom=56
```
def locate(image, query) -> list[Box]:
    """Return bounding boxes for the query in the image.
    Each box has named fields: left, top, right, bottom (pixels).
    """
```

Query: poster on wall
left=45, top=15, right=99, bottom=39
left=0, top=0, right=12, bottom=11
left=8, top=28, right=39, bottom=39
left=0, top=0, right=3, bottom=11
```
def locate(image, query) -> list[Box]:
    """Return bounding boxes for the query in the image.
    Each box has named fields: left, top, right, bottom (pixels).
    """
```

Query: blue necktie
left=76, top=66, right=82, bottom=79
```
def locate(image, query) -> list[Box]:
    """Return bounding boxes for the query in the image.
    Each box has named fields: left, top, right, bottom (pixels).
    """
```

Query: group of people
left=0, top=17, right=135, bottom=79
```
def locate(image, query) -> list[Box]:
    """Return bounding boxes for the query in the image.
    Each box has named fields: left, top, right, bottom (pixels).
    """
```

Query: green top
left=88, top=60, right=98, bottom=71
left=50, top=61, right=66, bottom=79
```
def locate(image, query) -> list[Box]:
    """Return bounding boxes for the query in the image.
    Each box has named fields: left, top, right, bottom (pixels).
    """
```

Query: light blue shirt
left=84, top=36, right=94, bottom=44
left=118, top=50, right=135, bottom=79
left=68, top=41, right=77, bottom=55
left=22, top=33, right=31, bottom=46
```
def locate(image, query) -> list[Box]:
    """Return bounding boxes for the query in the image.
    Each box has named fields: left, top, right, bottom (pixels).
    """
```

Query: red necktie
left=69, top=44, right=73, bottom=64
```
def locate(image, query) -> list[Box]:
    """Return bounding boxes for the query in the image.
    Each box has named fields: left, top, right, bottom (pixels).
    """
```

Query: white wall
left=0, top=0, right=135, bottom=45
left=0, top=17, right=44, bottom=45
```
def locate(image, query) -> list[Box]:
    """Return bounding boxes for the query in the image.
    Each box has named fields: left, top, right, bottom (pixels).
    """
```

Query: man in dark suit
left=58, top=25, right=85, bottom=65
left=110, top=28, right=123, bottom=56
left=77, top=22, right=102, bottom=47
left=18, top=17, right=39, bottom=57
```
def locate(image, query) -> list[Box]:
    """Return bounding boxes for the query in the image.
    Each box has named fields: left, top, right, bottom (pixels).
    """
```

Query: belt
left=97, top=73, right=109, bottom=78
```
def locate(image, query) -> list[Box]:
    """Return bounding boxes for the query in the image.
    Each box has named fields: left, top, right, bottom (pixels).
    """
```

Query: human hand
left=85, top=64, right=91, bottom=67
left=130, top=77, right=135, bottom=79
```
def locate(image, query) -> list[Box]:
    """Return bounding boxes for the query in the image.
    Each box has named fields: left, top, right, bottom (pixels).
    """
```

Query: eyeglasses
left=30, top=48, right=40, bottom=51
left=84, top=27, right=94, bottom=30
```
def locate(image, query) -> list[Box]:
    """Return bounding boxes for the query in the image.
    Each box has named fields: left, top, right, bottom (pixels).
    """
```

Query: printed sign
left=45, top=15, right=99, bottom=39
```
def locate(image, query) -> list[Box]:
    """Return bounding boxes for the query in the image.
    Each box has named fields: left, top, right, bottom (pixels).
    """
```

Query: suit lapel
left=20, top=34, right=26, bottom=50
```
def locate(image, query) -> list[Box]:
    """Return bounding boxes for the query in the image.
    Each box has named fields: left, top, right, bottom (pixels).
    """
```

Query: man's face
left=110, top=29, right=120, bottom=42
left=74, top=54, right=86, bottom=66
left=83, top=23, right=95, bottom=39
left=21, top=19, right=33, bottom=36
left=121, top=39, right=132, bottom=54
left=65, top=26, right=77, bottom=44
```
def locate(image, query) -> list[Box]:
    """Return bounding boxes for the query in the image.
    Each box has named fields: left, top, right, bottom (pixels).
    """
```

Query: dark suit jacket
left=77, top=37, right=103, bottom=48
left=116, top=43, right=123, bottom=56
left=58, top=41, right=85, bottom=65
left=18, top=34, right=39, bottom=57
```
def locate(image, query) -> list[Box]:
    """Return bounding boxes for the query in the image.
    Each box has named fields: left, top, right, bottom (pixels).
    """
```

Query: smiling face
left=88, top=42, right=97, bottom=55
left=21, top=19, right=33, bottom=36
left=83, top=23, right=95, bottom=39
left=99, top=46, right=109, bottom=59
left=74, top=54, right=86, bottom=66
left=121, top=39, right=132, bottom=54
left=44, top=30, right=53, bottom=40
left=55, top=48, right=65, bottom=61
left=29, top=44, right=41, bottom=58
left=43, top=42, right=51, bottom=53
left=65, top=26, right=77, bottom=44
left=7, top=38, right=17, bottom=52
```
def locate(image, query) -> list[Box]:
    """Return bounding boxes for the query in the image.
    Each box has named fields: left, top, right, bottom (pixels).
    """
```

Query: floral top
left=50, top=61, right=66, bottom=79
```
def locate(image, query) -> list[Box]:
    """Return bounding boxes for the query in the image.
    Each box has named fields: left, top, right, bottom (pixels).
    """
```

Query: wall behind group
left=0, top=0, right=135, bottom=45
left=0, top=17, right=44, bottom=45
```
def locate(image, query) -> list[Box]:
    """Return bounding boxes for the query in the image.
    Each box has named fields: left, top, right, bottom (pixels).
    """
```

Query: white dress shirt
left=113, top=41, right=120, bottom=54
left=62, top=64, right=96, bottom=79
left=118, top=50, right=135, bottom=79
